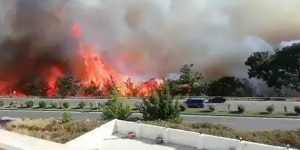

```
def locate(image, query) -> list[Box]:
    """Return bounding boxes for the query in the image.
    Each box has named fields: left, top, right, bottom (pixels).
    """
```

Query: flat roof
left=100, top=134, right=198, bottom=150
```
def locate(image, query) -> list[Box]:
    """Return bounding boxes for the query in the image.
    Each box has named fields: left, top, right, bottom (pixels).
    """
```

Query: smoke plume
left=1, top=0, right=300, bottom=81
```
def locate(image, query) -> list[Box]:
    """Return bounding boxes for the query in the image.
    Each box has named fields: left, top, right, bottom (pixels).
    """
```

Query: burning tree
left=56, top=75, right=80, bottom=97
left=82, top=81, right=103, bottom=97
left=20, top=78, right=48, bottom=97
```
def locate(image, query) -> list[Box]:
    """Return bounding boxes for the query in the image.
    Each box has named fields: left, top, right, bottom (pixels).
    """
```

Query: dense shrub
left=25, top=100, right=34, bottom=108
left=89, top=102, right=93, bottom=110
left=78, top=101, right=86, bottom=109
left=50, top=101, right=58, bottom=108
left=266, top=105, right=275, bottom=114
left=38, top=101, right=47, bottom=108
left=0, top=101, right=4, bottom=107
left=137, top=87, right=180, bottom=120
left=294, top=106, right=300, bottom=114
left=237, top=104, right=245, bottom=113
left=102, top=88, right=132, bottom=120
left=63, top=102, right=70, bottom=109
left=208, top=105, right=215, bottom=112
left=62, top=111, right=73, bottom=123
left=179, top=104, right=186, bottom=111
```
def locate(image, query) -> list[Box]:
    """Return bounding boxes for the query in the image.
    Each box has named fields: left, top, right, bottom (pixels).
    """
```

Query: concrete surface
left=101, top=134, right=198, bottom=150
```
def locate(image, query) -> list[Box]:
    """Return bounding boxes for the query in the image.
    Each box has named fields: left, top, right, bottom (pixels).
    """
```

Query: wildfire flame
left=0, top=22, right=162, bottom=98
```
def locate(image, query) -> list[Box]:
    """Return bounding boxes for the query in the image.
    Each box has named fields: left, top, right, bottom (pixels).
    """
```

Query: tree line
left=18, top=42, right=299, bottom=97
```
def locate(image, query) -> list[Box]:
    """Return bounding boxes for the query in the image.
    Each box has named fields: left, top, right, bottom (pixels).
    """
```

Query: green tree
left=206, top=76, right=253, bottom=96
left=20, top=78, right=48, bottom=97
left=137, top=86, right=180, bottom=120
left=102, top=88, right=132, bottom=120
left=82, top=81, right=103, bottom=97
left=245, top=43, right=300, bottom=91
left=169, top=64, right=206, bottom=96
left=56, top=75, right=80, bottom=97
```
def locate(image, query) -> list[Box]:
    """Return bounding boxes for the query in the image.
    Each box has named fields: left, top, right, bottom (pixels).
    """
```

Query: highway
left=1, top=98, right=300, bottom=112
left=1, top=110, right=300, bottom=131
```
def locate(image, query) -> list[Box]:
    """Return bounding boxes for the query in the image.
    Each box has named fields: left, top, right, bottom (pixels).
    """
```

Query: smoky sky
left=1, top=0, right=300, bottom=81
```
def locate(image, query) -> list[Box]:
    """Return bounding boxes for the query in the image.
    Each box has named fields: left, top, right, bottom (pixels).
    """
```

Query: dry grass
left=4, top=119, right=104, bottom=143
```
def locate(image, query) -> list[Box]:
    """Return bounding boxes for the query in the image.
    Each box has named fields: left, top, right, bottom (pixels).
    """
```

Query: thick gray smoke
left=1, top=0, right=300, bottom=79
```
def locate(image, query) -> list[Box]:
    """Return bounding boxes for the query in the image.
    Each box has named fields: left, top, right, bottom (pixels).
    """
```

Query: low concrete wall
left=114, top=120, right=294, bottom=150
left=66, top=120, right=117, bottom=150
left=168, top=128, right=199, bottom=147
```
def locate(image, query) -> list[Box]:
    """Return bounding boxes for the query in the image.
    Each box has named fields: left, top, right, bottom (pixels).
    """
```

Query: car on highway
left=208, top=97, right=227, bottom=103
left=185, top=98, right=207, bottom=108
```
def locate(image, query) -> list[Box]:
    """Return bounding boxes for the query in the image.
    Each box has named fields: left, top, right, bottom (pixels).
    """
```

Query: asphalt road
left=1, top=110, right=300, bottom=131
left=1, top=98, right=300, bottom=112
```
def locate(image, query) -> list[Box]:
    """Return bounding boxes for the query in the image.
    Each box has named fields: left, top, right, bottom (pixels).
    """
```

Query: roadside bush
left=0, top=101, right=4, bottom=107
left=294, top=106, right=300, bottom=114
left=9, top=102, right=14, bottom=107
left=179, top=104, right=186, bottom=111
left=38, top=101, right=47, bottom=108
left=78, top=101, right=86, bottom=109
left=137, top=87, right=180, bottom=121
left=89, top=102, right=93, bottom=110
left=208, top=105, right=215, bottom=112
left=63, top=102, right=70, bottom=109
left=62, top=110, right=73, bottom=123
left=102, top=88, right=132, bottom=120
left=266, top=105, right=275, bottom=114
left=50, top=101, right=58, bottom=108
left=25, top=100, right=34, bottom=108
left=237, top=104, right=245, bottom=113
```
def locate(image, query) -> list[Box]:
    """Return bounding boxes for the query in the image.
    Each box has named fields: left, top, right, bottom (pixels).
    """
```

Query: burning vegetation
left=0, top=0, right=162, bottom=98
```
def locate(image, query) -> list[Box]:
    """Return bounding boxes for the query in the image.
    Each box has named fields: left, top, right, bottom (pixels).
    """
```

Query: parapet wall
left=115, top=120, right=294, bottom=150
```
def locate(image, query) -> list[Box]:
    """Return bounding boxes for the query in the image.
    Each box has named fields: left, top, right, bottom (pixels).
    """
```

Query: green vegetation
left=237, top=104, right=245, bottom=113
left=167, top=64, right=207, bottom=96
left=208, top=105, right=215, bottom=112
left=0, top=101, right=4, bottom=107
left=206, top=76, right=253, bottom=96
left=294, top=106, right=300, bottom=114
left=56, top=75, right=80, bottom=97
left=245, top=43, right=300, bottom=92
left=137, top=87, right=180, bottom=120
left=62, top=110, right=73, bottom=123
left=38, top=101, right=47, bottom=108
left=102, top=88, right=132, bottom=120
left=25, top=100, right=34, bottom=108
left=49, top=101, right=58, bottom=108
left=62, top=102, right=70, bottom=109
left=77, top=101, right=86, bottom=109
left=266, top=105, right=275, bottom=114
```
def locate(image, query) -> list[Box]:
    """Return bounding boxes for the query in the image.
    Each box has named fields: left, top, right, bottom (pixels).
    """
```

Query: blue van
left=185, top=98, right=207, bottom=108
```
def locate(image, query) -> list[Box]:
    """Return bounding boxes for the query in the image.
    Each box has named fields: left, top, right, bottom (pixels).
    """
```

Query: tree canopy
left=168, top=64, right=207, bottom=96
left=245, top=43, right=300, bottom=91
left=206, top=76, right=253, bottom=96
left=56, top=75, right=80, bottom=97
